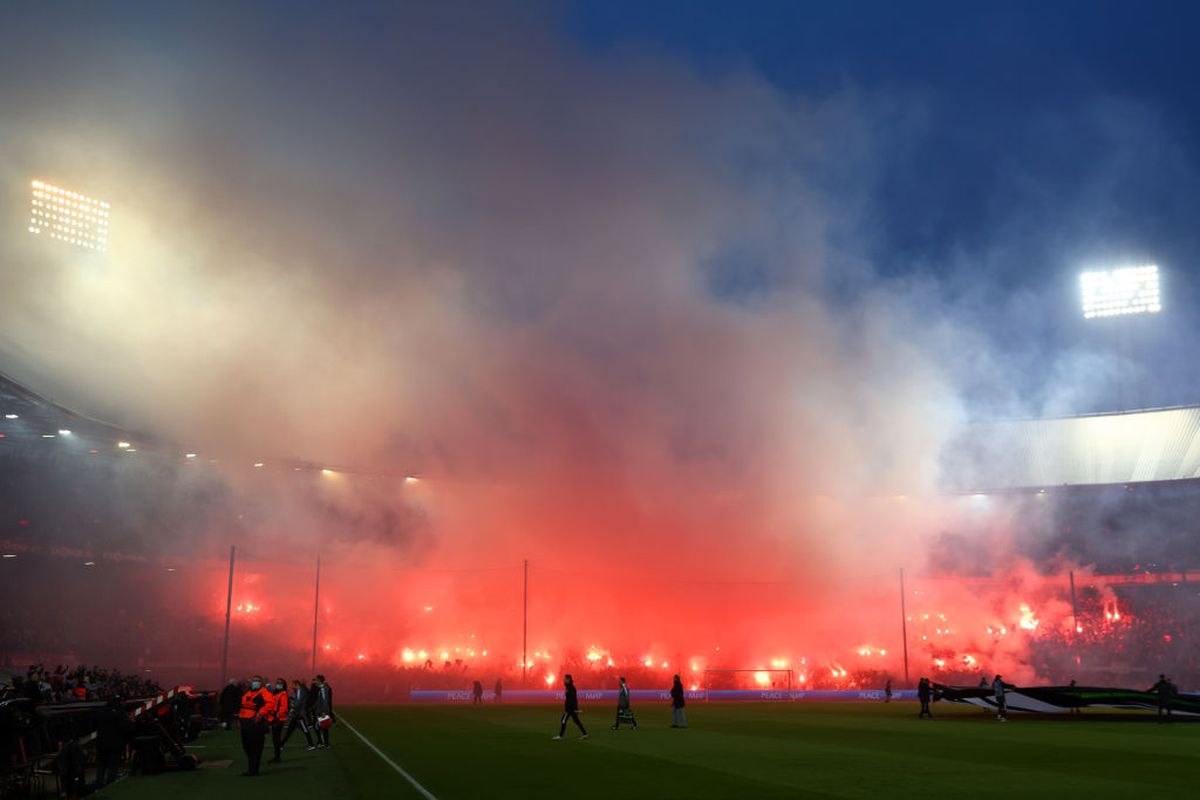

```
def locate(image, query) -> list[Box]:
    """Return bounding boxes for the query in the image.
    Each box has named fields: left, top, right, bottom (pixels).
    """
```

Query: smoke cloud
left=1, top=2, right=1196, bottom=689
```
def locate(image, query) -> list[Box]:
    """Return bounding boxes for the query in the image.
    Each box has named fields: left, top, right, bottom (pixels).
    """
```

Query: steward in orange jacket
left=238, top=676, right=274, bottom=777
left=268, top=677, right=288, bottom=763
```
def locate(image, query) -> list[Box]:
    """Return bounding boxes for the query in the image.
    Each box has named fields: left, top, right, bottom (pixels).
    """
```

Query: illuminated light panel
left=4, top=414, right=17, bottom=420
left=1080, top=264, right=1161, bottom=319
left=28, top=180, right=110, bottom=252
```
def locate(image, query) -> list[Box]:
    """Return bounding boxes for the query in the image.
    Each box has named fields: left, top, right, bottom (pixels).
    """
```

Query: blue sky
left=565, top=0, right=1200, bottom=412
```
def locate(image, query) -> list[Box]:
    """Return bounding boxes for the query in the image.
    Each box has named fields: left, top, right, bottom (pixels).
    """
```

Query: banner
left=934, top=683, right=1200, bottom=715
left=409, top=689, right=917, bottom=703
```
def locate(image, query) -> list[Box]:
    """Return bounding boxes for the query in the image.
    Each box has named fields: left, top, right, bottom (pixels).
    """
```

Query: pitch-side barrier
left=410, top=689, right=917, bottom=703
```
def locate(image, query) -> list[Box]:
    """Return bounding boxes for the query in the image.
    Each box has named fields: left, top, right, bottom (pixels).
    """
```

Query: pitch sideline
left=338, top=714, right=439, bottom=800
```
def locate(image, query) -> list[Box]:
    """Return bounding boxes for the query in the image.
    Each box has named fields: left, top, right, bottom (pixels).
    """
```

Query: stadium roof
left=7, top=368, right=1200, bottom=494
left=0, top=368, right=153, bottom=458
left=943, top=405, right=1200, bottom=493
left=0, top=369, right=407, bottom=478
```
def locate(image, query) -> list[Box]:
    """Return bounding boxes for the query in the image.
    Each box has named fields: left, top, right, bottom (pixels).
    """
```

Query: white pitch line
left=338, top=715, right=438, bottom=800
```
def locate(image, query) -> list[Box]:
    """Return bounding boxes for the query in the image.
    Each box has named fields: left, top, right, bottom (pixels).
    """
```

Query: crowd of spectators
left=3, top=664, right=162, bottom=707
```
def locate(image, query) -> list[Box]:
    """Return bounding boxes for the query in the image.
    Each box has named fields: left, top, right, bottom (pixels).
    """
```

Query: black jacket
left=564, top=683, right=578, bottom=712
left=314, top=683, right=333, bottom=717
left=219, top=683, right=241, bottom=716
left=670, top=682, right=685, bottom=708
left=95, top=701, right=132, bottom=750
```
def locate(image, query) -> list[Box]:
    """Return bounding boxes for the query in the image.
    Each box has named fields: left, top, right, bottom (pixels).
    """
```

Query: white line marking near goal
left=339, top=715, right=438, bottom=800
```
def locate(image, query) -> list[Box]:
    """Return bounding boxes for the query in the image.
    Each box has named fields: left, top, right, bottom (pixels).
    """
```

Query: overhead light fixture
left=58, top=429, right=71, bottom=435
left=3, top=414, right=17, bottom=420
left=1080, top=264, right=1161, bottom=319
left=117, top=441, right=131, bottom=449
left=28, top=179, right=110, bottom=252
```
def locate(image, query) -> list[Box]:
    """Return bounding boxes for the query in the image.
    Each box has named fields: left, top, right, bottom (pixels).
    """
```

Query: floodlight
left=1080, top=265, right=1161, bottom=319
left=28, top=179, right=110, bottom=252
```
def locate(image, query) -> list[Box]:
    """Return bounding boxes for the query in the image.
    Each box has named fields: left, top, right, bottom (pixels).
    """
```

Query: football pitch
left=99, top=701, right=1200, bottom=799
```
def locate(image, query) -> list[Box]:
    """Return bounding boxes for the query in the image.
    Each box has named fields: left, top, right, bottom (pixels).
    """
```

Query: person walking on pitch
left=917, top=677, right=933, bottom=718
left=670, top=675, right=687, bottom=728
left=611, top=677, right=638, bottom=730
left=553, top=674, right=588, bottom=740
left=313, top=674, right=334, bottom=747
left=992, top=674, right=1008, bottom=721
left=281, top=679, right=315, bottom=750
left=1151, top=674, right=1175, bottom=722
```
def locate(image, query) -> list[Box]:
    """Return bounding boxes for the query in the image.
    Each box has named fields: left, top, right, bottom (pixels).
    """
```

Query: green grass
left=99, top=702, right=1200, bottom=799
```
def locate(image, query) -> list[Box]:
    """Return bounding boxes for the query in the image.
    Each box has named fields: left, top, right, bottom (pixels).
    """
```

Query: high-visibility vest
left=238, top=688, right=274, bottom=720
left=269, top=688, right=288, bottom=722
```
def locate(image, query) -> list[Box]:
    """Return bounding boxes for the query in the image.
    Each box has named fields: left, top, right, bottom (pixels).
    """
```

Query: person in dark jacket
left=917, top=677, right=933, bottom=718
left=218, top=680, right=241, bottom=730
left=552, top=674, right=588, bottom=740
left=1151, top=674, right=1175, bottom=722
left=472, top=680, right=483, bottom=704
left=494, top=678, right=503, bottom=703
left=92, top=697, right=131, bottom=788
left=670, top=675, right=687, bottom=728
left=313, top=675, right=334, bottom=747
left=281, top=679, right=315, bottom=750
left=612, top=677, right=638, bottom=730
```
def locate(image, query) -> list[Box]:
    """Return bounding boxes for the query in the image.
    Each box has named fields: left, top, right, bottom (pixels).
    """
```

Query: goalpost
left=703, top=669, right=794, bottom=693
